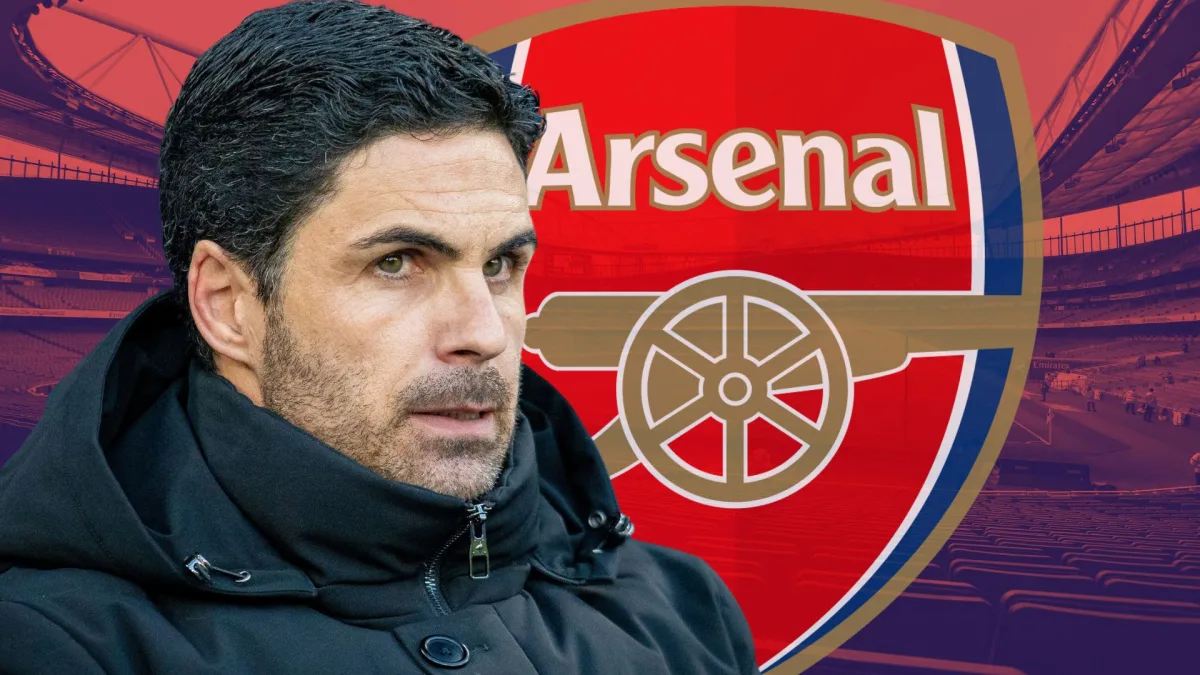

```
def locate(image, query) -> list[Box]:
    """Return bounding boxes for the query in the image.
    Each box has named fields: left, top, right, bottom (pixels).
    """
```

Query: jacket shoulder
left=0, top=565, right=151, bottom=607
left=619, top=538, right=726, bottom=587
left=0, top=572, right=110, bottom=675
left=615, top=540, right=759, bottom=673
left=0, top=566, right=158, bottom=637
left=0, top=566, right=166, bottom=673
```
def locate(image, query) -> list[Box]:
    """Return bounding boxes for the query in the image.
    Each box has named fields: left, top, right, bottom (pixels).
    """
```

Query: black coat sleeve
left=0, top=601, right=108, bottom=675
left=714, top=577, right=761, bottom=673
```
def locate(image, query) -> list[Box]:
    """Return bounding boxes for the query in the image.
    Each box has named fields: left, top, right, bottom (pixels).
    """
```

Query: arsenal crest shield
left=475, top=1, right=1043, bottom=671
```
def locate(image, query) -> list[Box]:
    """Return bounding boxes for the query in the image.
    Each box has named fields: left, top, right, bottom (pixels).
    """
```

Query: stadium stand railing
left=1044, top=207, right=1198, bottom=259
left=1, top=155, right=157, bottom=188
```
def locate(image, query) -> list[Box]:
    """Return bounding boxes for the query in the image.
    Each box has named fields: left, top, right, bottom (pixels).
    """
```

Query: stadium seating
left=837, top=489, right=1200, bottom=674
left=0, top=327, right=106, bottom=425
left=625, top=471, right=1199, bottom=673
left=0, top=179, right=161, bottom=262
left=1043, top=294, right=1200, bottom=326
left=1053, top=337, right=1182, bottom=360
left=842, top=592, right=997, bottom=663
left=24, top=329, right=105, bottom=355
left=1100, top=578, right=1200, bottom=603
left=1, top=282, right=152, bottom=313
left=991, top=603, right=1199, bottom=674
left=0, top=330, right=80, bottom=379
left=0, top=285, right=34, bottom=308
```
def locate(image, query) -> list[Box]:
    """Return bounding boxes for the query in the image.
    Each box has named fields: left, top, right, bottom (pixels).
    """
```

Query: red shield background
left=506, top=4, right=1002, bottom=666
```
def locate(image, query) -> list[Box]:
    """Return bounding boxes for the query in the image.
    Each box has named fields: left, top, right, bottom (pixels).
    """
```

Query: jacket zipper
left=422, top=501, right=493, bottom=616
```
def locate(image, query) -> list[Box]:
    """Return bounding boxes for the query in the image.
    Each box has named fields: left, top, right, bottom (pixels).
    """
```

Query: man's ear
left=188, top=241, right=266, bottom=370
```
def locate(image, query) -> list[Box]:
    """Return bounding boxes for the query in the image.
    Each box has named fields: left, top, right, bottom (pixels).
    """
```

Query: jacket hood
left=0, top=292, right=629, bottom=602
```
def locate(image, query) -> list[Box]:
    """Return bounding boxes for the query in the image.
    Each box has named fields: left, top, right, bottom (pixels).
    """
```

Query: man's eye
left=377, top=254, right=408, bottom=275
left=483, top=256, right=509, bottom=278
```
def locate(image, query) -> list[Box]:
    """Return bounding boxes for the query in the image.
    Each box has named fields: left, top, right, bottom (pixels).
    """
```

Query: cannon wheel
left=617, top=272, right=853, bottom=506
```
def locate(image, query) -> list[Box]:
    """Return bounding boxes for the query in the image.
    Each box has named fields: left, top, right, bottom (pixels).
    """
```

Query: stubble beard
left=258, top=306, right=516, bottom=501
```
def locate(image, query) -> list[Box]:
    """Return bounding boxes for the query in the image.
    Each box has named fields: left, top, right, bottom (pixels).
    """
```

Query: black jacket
left=0, top=294, right=757, bottom=674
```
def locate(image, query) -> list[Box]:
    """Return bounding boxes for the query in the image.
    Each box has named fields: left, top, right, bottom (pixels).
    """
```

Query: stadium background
left=0, top=1, right=1197, bottom=674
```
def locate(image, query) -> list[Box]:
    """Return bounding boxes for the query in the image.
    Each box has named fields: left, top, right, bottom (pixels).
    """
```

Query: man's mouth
left=414, top=407, right=494, bottom=418
left=409, top=407, right=498, bottom=437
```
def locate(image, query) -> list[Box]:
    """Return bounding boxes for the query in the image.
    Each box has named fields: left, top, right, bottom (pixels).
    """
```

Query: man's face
left=257, top=130, right=535, bottom=501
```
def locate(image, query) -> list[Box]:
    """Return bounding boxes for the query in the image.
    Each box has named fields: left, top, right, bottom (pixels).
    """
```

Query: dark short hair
left=159, top=0, right=544, bottom=369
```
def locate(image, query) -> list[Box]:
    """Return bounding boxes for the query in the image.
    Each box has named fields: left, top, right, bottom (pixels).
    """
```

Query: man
left=1191, top=452, right=1200, bottom=486
left=1125, top=387, right=1136, bottom=414
left=0, top=3, right=757, bottom=673
left=1144, top=388, right=1158, bottom=423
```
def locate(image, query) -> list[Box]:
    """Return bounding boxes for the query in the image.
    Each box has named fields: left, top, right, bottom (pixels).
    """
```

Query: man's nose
left=435, top=272, right=509, bottom=364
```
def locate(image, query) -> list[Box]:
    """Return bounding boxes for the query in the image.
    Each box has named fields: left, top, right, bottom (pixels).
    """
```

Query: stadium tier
left=1043, top=228, right=1200, bottom=290
left=0, top=332, right=78, bottom=391
left=0, top=253, right=165, bottom=277
left=0, top=327, right=106, bottom=367
left=1050, top=336, right=1183, bottom=360
left=22, top=327, right=105, bottom=355
left=1035, top=220, right=1200, bottom=414
left=0, top=178, right=161, bottom=263
left=1, top=282, right=155, bottom=313
left=1043, top=294, right=1200, bottom=325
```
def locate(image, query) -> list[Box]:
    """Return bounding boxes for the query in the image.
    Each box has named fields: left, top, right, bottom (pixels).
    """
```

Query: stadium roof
left=1038, top=0, right=1200, bottom=219
left=0, top=0, right=163, bottom=176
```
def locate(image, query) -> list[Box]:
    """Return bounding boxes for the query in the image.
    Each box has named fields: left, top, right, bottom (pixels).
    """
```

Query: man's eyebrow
left=351, top=226, right=460, bottom=259
left=349, top=225, right=537, bottom=260
left=490, top=229, right=538, bottom=258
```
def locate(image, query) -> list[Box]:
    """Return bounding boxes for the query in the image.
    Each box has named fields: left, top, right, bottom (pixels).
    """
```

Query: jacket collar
left=188, top=359, right=545, bottom=588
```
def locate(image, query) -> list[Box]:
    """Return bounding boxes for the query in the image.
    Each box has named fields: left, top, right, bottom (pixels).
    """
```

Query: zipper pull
left=184, top=553, right=252, bottom=585
left=466, top=502, right=493, bottom=580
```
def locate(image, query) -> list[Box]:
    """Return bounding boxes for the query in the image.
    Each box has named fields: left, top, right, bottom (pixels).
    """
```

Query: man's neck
left=214, top=355, right=265, bottom=406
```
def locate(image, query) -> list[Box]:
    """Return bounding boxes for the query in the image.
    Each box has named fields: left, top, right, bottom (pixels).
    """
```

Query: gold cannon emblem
left=526, top=271, right=1038, bottom=506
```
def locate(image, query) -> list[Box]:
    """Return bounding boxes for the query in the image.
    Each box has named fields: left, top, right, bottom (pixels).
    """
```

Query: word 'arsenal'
left=528, top=103, right=955, bottom=212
